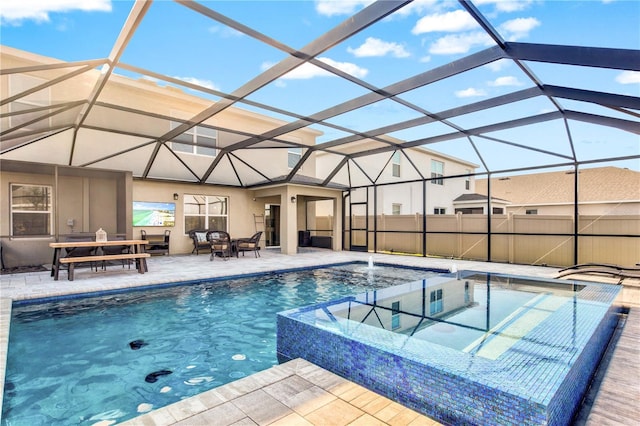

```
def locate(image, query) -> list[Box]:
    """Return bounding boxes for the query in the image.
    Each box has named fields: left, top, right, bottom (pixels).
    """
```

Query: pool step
left=463, top=293, right=569, bottom=359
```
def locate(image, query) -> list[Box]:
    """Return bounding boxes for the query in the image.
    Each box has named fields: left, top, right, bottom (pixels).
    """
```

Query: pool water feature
left=1, top=263, right=440, bottom=425
left=277, top=271, right=622, bottom=425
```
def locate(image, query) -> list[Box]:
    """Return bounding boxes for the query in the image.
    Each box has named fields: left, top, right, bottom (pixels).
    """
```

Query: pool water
left=328, top=274, right=586, bottom=359
left=2, top=263, right=439, bottom=426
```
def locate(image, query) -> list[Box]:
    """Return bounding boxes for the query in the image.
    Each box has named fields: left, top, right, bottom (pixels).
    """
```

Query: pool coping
left=0, top=298, right=10, bottom=418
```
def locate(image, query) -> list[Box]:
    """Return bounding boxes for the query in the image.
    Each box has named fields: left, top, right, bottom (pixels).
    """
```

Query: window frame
left=391, top=301, right=401, bottom=330
left=392, top=151, right=401, bottom=177
left=431, top=159, right=444, bottom=185
left=10, top=183, right=53, bottom=237
left=170, top=120, right=218, bottom=157
left=434, top=208, right=446, bottom=215
left=430, top=289, right=443, bottom=315
left=391, top=203, right=402, bottom=215
left=183, top=194, right=229, bottom=234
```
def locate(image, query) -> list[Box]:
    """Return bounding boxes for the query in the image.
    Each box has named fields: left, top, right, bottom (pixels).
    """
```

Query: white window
left=465, top=169, right=471, bottom=190
left=392, top=151, right=401, bottom=177
left=526, top=209, right=538, bottom=215
left=183, top=195, right=228, bottom=233
left=434, top=208, right=446, bottom=215
left=431, top=160, right=444, bottom=185
left=9, top=75, right=51, bottom=131
left=391, top=301, right=400, bottom=330
left=430, top=289, right=443, bottom=315
left=288, top=147, right=302, bottom=168
left=170, top=121, right=217, bottom=156
left=392, top=203, right=401, bottom=215
left=11, top=184, right=52, bottom=236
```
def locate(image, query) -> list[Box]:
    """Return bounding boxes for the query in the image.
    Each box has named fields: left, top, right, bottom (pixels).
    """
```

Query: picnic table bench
left=50, top=239, right=150, bottom=281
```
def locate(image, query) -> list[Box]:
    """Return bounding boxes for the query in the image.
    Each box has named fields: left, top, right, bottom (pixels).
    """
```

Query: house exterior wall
left=501, top=202, right=640, bottom=216
left=1, top=47, right=320, bottom=183
left=316, top=150, right=477, bottom=216
left=131, top=180, right=264, bottom=256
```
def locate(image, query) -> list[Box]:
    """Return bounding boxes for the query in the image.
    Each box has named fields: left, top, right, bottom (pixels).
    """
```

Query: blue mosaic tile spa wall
left=277, top=278, right=621, bottom=425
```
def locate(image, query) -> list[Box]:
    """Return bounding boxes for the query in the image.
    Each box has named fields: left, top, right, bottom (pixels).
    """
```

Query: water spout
left=368, top=256, right=374, bottom=269
left=450, top=264, right=460, bottom=279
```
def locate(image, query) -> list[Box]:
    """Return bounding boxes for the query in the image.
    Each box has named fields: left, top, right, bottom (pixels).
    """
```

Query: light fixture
left=173, top=193, right=179, bottom=200
left=291, top=196, right=296, bottom=203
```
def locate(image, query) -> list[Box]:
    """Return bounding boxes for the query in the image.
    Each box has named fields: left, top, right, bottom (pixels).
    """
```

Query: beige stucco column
left=332, top=195, right=343, bottom=250
left=281, top=188, right=298, bottom=255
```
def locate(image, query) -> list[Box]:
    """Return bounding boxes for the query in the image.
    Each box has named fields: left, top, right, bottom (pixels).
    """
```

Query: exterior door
left=264, top=204, right=280, bottom=247
left=349, top=201, right=368, bottom=252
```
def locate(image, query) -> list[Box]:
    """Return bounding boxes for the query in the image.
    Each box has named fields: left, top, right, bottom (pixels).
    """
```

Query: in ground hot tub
left=277, top=271, right=621, bottom=425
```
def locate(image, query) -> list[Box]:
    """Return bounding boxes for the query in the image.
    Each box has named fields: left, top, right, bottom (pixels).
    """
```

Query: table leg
left=133, top=244, right=148, bottom=273
left=52, top=248, right=61, bottom=280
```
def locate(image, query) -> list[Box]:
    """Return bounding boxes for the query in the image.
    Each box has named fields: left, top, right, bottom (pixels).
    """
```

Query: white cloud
left=486, top=59, right=511, bottom=72
left=315, top=0, right=373, bottom=17
left=488, top=76, right=523, bottom=86
left=208, top=25, right=243, bottom=38
left=347, top=37, right=410, bottom=58
left=429, top=32, right=493, bottom=55
left=499, top=17, right=540, bottom=41
left=616, top=71, right=640, bottom=84
left=174, top=76, right=220, bottom=91
left=265, top=57, right=368, bottom=80
left=419, top=55, right=432, bottom=63
left=474, top=0, right=534, bottom=13
left=0, top=0, right=111, bottom=25
left=456, top=87, right=487, bottom=98
left=412, top=9, right=479, bottom=34
left=393, top=0, right=441, bottom=17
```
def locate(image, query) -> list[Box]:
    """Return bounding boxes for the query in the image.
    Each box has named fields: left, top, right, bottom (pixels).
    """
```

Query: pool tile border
left=277, top=272, right=622, bottom=425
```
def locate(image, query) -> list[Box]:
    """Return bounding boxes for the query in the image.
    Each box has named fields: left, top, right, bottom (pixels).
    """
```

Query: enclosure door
left=264, top=204, right=280, bottom=247
left=350, top=201, right=368, bottom=252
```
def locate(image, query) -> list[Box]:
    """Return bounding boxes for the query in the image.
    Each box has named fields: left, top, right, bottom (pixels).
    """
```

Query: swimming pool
left=278, top=271, right=621, bottom=425
left=2, top=263, right=440, bottom=425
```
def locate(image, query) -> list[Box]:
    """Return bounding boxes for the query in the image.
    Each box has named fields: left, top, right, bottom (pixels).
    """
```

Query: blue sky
left=1, top=0, right=639, bottom=172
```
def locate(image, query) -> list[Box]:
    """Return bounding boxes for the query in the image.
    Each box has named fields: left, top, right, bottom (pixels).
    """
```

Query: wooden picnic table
left=50, top=239, right=149, bottom=281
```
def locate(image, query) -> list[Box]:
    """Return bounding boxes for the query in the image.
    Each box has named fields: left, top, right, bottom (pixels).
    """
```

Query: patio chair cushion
left=195, top=232, right=207, bottom=242
left=237, top=241, right=256, bottom=249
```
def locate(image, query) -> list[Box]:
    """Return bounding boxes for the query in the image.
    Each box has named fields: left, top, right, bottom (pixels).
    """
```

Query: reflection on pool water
left=2, top=263, right=440, bottom=426
left=328, top=274, right=587, bottom=360
left=278, top=271, right=621, bottom=425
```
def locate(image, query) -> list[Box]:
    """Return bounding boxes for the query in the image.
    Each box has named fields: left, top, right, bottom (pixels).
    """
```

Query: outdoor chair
left=188, top=229, right=210, bottom=255
left=207, top=230, right=232, bottom=261
left=63, top=235, right=98, bottom=272
left=235, top=231, right=262, bottom=258
left=101, top=235, right=131, bottom=269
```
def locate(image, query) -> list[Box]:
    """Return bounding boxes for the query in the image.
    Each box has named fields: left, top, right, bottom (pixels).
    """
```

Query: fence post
left=457, top=212, right=463, bottom=258
left=508, top=212, right=515, bottom=264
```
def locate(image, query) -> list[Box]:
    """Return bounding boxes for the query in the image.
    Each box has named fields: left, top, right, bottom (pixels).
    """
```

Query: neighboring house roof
left=475, top=167, right=640, bottom=205
left=453, top=193, right=509, bottom=203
